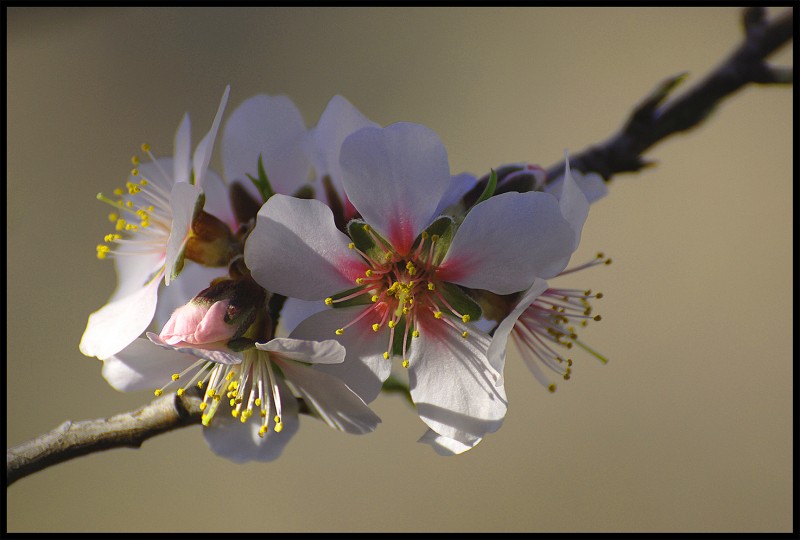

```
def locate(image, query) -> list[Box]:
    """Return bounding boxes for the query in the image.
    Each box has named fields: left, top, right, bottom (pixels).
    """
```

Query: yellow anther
left=131, top=156, right=140, bottom=165
left=402, top=307, right=409, bottom=314
left=412, top=330, right=419, bottom=338
left=274, top=415, right=281, bottom=423
left=255, top=398, right=261, bottom=406
left=108, top=213, right=118, bottom=222
left=383, top=252, right=392, bottom=261
left=461, top=331, right=468, bottom=339
left=383, top=352, right=390, bottom=360
left=402, top=360, right=409, bottom=368
left=567, top=359, right=573, bottom=366
left=125, top=223, right=138, bottom=231
left=231, top=410, right=239, bottom=418
left=197, top=381, right=205, bottom=389
left=154, top=389, right=163, bottom=397
left=201, top=415, right=211, bottom=427
left=356, top=277, right=364, bottom=284
left=125, top=200, right=133, bottom=208
left=226, top=371, right=235, bottom=381
left=421, top=231, right=429, bottom=239
left=240, top=415, right=247, bottom=423
left=104, top=234, right=120, bottom=242
left=274, top=422, right=283, bottom=433
left=230, top=398, right=236, bottom=407
left=363, top=224, right=371, bottom=232
left=434, top=311, right=442, bottom=319
left=335, top=328, right=344, bottom=335
left=427, top=282, right=435, bottom=291
left=371, top=295, right=378, bottom=302
left=604, top=258, right=612, bottom=265
left=596, top=292, right=604, bottom=299
left=461, top=314, right=471, bottom=323
left=199, top=402, right=207, bottom=410
left=387, top=320, right=395, bottom=328
left=548, top=384, right=557, bottom=393
left=325, top=297, right=333, bottom=305
left=348, top=243, right=355, bottom=249
left=130, top=170, right=140, bottom=179
left=260, top=410, right=267, bottom=418
left=372, top=323, right=380, bottom=332
left=594, top=315, right=602, bottom=321
left=139, top=179, right=148, bottom=186
left=258, top=426, right=268, bottom=438
left=563, top=374, right=571, bottom=380
left=113, top=188, right=124, bottom=196
left=584, top=290, right=592, bottom=296
left=147, top=205, right=154, bottom=212
left=430, top=234, right=439, bottom=242
left=141, top=143, right=151, bottom=152
left=596, top=252, right=604, bottom=259
left=365, top=269, right=373, bottom=277
left=176, top=388, right=185, bottom=396
left=171, top=373, right=180, bottom=381
left=207, top=389, right=216, bottom=398
left=96, top=245, right=110, bottom=259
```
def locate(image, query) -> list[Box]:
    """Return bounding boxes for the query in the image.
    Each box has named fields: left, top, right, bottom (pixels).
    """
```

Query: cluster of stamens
left=154, top=349, right=284, bottom=438
left=325, top=226, right=472, bottom=369
left=512, top=252, right=611, bottom=393
left=95, top=144, right=173, bottom=261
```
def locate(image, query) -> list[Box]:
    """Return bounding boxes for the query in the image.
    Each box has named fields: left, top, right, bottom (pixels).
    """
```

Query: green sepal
left=419, top=215, right=456, bottom=267
left=435, top=281, right=482, bottom=323
left=327, top=285, right=373, bottom=308
left=471, top=168, right=497, bottom=208
left=347, top=219, right=393, bottom=263
left=246, top=154, right=275, bottom=202
left=390, top=317, right=410, bottom=359
left=292, top=185, right=314, bottom=200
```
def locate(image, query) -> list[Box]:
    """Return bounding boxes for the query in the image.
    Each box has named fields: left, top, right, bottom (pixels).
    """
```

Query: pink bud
left=159, top=300, right=237, bottom=348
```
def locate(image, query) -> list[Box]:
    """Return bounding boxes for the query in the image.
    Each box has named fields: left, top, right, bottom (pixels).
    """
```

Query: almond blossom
left=244, top=122, right=579, bottom=448
left=80, top=87, right=235, bottom=360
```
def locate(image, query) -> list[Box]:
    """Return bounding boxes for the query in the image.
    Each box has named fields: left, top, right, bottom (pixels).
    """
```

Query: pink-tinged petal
left=339, top=122, right=451, bottom=255
left=245, top=195, right=368, bottom=300
left=418, top=429, right=483, bottom=456
left=147, top=333, right=242, bottom=365
left=289, top=306, right=392, bottom=403
left=101, top=338, right=196, bottom=392
left=154, top=261, right=225, bottom=330
left=547, top=157, right=589, bottom=252
left=164, top=182, right=203, bottom=286
left=79, top=275, right=161, bottom=360
left=546, top=168, right=608, bottom=205
left=192, top=86, right=230, bottom=189
left=173, top=113, right=191, bottom=184
left=222, top=94, right=310, bottom=199
left=305, top=95, right=379, bottom=205
left=408, top=315, right=507, bottom=444
left=276, top=297, right=327, bottom=336
left=486, top=278, right=549, bottom=385
left=434, top=172, right=478, bottom=216
left=437, top=191, right=575, bottom=292
left=203, top=381, right=300, bottom=463
left=256, top=338, right=345, bottom=365
left=200, top=168, right=236, bottom=230
left=277, top=358, right=381, bottom=435
left=160, top=300, right=235, bottom=346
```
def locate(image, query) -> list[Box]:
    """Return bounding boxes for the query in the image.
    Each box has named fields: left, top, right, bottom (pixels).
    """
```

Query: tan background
left=6, top=6, right=793, bottom=533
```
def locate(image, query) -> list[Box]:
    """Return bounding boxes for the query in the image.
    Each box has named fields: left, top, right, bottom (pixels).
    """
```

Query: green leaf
left=471, top=168, right=497, bottom=208
left=246, top=154, right=275, bottom=202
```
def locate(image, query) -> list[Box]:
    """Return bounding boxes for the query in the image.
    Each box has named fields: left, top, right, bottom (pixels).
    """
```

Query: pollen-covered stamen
left=557, top=252, right=612, bottom=276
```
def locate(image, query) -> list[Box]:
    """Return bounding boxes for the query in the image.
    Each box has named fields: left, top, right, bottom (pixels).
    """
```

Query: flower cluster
left=81, top=87, right=609, bottom=461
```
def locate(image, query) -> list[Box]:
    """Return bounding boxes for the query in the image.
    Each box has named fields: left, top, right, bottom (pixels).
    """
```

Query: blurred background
left=6, top=6, right=793, bottom=533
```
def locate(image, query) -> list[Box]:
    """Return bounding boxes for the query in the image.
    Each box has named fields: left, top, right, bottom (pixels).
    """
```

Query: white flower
left=80, top=87, right=232, bottom=360
left=102, top=335, right=380, bottom=463
left=244, top=122, right=579, bottom=448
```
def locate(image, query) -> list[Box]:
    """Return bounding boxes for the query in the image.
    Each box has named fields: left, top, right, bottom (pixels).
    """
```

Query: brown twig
left=544, top=6, right=794, bottom=182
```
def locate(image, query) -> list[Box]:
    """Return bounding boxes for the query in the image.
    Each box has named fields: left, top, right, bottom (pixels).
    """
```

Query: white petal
left=418, top=429, right=483, bottom=456
left=276, top=297, right=327, bottom=336
left=437, top=191, right=575, bottom=292
left=289, top=306, right=392, bottom=403
left=547, top=169, right=608, bottom=205
left=339, top=122, right=451, bottom=255
left=79, top=276, right=160, bottom=360
left=486, top=278, right=549, bottom=385
left=256, top=337, right=345, bottom=364
left=408, top=317, right=507, bottom=443
left=434, top=172, right=478, bottom=216
left=199, top=168, right=236, bottom=230
left=164, top=182, right=203, bottom=286
left=222, top=94, right=310, bottom=199
left=305, top=95, right=379, bottom=205
left=147, top=333, right=242, bottom=365
left=101, top=338, right=196, bottom=392
left=192, top=86, right=230, bottom=189
left=203, top=381, right=300, bottom=463
left=547, top=157, right=589, bottom=251
left=278, top=358, right=381, bottom=434
left=173, top=113, right=191, bottom=184
left=245, top=194, right=368, bottom=300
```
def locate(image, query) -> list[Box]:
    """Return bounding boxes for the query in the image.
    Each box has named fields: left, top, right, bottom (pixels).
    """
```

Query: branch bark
left=6, top=6, right=793, bottom=488
left=544, top=6, right=794, bottom=182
